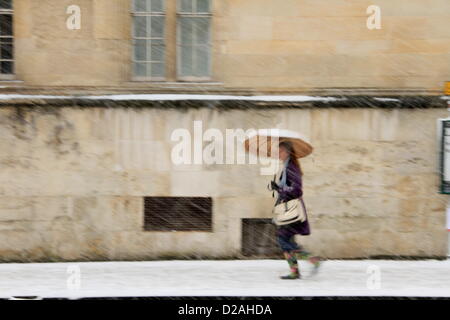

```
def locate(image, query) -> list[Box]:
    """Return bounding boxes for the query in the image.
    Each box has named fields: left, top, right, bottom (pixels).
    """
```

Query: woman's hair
left=279, top=140, right=303, bottom=176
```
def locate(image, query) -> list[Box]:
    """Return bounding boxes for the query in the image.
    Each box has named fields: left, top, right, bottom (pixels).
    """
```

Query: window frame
left=0, top=1, right=14, bottom=80
left=176, top=0, right=212, bottom=81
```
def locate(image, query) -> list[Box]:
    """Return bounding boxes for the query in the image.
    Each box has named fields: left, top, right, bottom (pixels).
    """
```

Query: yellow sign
left=446, top=82, right=450, bottom=95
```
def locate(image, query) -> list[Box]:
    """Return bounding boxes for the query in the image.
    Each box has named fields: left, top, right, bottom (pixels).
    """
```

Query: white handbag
left=272, top=197, right=306, bottom=226
left=269, top=170, right=307, bottom=226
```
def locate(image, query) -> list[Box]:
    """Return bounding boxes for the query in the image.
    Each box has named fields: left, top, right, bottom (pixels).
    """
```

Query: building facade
left=0, top=0, right=448, bottom=261
left=3, top=0, right=448, bottom=93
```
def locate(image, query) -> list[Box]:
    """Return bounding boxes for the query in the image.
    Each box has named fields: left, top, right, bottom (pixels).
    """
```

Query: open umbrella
left=244, top=128, right=313, bottom=159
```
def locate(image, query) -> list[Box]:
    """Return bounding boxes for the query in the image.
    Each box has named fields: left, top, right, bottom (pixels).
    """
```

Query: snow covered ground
left=0, top=259, right=449, bottom=298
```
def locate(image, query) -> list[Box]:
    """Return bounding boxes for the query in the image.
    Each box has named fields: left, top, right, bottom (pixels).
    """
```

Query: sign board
left=439, top=119, right=450, bottom=194
left=447, top=204, right=450, bottom=231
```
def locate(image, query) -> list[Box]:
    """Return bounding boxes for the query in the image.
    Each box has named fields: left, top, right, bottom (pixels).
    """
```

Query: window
left=132, top=0, right=166, bottom=80
left=131, top=0, right=212, bottom=81
left=0, top=0, right=13, bottom=78
left=144, top=196, right=213, bottom=231
left=177, top=0, right=211, bottom=80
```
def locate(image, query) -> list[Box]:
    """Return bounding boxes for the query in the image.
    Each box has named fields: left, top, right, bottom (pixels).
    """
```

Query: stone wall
left=219, top=0, right=450, bottom=91
left=9, top=0, right=450, bottom=92
left=0, top=104, right=447, bottom=261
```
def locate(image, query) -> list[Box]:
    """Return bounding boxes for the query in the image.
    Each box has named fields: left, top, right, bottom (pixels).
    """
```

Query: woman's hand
left=270, top=180, right=280, bottom=191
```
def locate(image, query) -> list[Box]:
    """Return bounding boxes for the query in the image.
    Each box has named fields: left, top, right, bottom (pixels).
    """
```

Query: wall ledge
left=0, top=94, right=446, bottom=109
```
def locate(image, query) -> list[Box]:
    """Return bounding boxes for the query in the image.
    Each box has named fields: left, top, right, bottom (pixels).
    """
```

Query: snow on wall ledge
left=0, top=94, right=341, bottom=101
left=0, top=94, right=445, bottom=108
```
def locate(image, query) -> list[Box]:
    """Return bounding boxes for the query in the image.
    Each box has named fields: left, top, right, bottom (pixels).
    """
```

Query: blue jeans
left=277, top=232, right=300, bottom=251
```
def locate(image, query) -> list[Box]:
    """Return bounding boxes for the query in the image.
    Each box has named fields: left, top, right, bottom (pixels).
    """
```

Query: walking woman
left=270, top=140, right=321, bottom=280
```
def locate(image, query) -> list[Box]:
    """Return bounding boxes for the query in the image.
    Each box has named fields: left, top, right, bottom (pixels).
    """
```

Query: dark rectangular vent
left=242, top=218, right=280, bottom=257
left=144, top=196, right=212, bottom=232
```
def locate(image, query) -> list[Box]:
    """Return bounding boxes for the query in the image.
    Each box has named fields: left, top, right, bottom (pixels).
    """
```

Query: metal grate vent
left=144, top=196, right=212, bottom=232
left=242, top=218, right=280, bottom=257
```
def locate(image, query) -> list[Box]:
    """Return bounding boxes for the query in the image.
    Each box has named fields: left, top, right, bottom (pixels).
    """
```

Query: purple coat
left=275, top=159, right=303, bottom=205
left=274, top=158, right=310, bottom=236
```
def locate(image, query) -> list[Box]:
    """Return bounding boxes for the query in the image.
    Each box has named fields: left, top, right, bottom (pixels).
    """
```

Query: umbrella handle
left=267, top=174, right=277, bottom=198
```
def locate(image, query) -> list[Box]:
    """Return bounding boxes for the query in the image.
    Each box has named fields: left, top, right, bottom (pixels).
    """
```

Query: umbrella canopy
left=244, top=128, right=313, bottom=159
